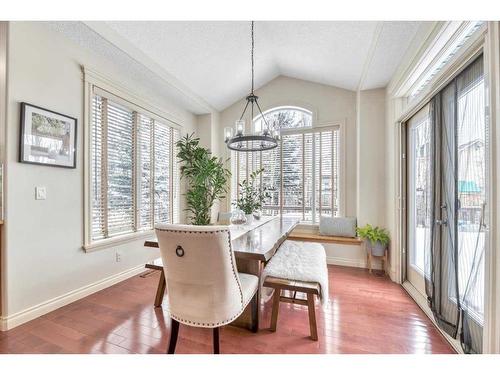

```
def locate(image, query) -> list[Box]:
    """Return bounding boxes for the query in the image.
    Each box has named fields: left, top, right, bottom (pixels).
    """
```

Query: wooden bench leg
left=307, top=293, right=318, bottom=341
left=154, top=270, right=166, bottom=307
left=270, top=288, right=281, bottom=332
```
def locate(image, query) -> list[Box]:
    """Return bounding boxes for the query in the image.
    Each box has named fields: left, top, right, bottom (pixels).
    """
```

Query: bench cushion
left=261, top=240, right=329, bottom=305
left=319, top=216, right=357, bottom=237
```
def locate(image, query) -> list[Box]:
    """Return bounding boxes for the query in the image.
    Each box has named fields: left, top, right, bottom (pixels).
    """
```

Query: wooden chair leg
left=368, top=252, right=373, bottom=274
left=167, top=318, right=179, bottom=354
left=213, top=327, right=220, bottom=354
left=154, top=270, right=166, bottom=307
left=270, top=288, right=281, bottom=332
left=307, top=293, right=318, bottom=341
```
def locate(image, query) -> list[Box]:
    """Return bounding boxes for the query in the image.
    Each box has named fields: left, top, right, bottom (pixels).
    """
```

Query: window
left=90, top=91, right=180, bottom=243
left=231, top=107, right=340, bottom=224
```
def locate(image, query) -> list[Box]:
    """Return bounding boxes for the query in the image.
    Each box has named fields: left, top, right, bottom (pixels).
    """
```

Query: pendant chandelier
left=224, top=21, right=279, bottom=152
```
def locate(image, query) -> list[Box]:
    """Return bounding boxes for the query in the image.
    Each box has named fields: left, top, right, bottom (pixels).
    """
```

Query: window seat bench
left=288, top=228, right=362, bottom=245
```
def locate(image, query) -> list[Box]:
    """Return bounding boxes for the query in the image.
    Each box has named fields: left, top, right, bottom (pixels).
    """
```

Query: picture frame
left=19, top=102, right=77, bottom=168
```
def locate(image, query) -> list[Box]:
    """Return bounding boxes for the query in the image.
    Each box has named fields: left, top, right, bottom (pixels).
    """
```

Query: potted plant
left=176, top=133, right=231, bottom=225
left=235, top=168, right=270, bottom=224
left=356, top=224, right=390, bottom=256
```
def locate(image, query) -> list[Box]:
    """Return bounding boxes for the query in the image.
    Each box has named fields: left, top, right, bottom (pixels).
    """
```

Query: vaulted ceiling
left=98, top=21, right=422, bottom=111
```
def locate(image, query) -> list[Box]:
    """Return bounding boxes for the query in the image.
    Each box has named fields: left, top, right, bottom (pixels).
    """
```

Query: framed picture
left=19, top=102, right=77, bottom=168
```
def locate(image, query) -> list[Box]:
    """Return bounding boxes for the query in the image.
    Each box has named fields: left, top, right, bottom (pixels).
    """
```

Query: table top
left=144, top=216, right=299, bottom=262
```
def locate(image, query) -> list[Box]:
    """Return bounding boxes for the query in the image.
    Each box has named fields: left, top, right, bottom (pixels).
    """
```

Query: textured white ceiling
left=98, top=21, right=422, bottom=111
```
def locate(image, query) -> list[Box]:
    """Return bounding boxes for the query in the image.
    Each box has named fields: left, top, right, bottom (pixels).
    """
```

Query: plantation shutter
left=304, top=133, right=314, bottom=221
left=138, top=114, right=153, bottom=230
left=106, top=100, right=134, bottom=236
left=154, top=121, right=171, bottom=224
left=172, top=128, right=181, bottom=223
left=318, top=129, right=335, bottom=218
left=261, top=143, right=281, bottom=216
left=89, top=88, right=181, bottom=242
left=91, top=95, right=106, bottom=240
left=282, top=133, right=303, bottom=218
left=232, top=123, right=340, bottom=223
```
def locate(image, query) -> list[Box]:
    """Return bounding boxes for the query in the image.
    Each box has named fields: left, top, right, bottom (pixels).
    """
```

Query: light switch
left=35, top=186, right=46, bottom=200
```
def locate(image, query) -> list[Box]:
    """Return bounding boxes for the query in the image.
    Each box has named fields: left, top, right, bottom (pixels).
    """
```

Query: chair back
left=155, top=224, right=244, bottom=327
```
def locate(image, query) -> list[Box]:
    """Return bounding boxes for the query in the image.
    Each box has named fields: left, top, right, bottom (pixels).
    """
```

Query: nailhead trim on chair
left=227, top=230, right=245, bottom=306
left=169, top=289, right=254, bottom=327
left=156, top=226, right=246, bottom=326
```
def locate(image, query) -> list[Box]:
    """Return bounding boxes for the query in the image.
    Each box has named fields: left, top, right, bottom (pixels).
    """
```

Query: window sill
left=83, top=230, right=156, bottom=253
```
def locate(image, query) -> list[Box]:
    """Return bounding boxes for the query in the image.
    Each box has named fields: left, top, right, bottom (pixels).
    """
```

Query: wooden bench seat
left=263, top=276, right=321, bottom=341
left=288, top=228, right=362, bottom=245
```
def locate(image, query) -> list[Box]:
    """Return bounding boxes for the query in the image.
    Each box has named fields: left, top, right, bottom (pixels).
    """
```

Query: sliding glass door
left=405, top=55, right=487, bottom=353
left=407, top=104, right=432, bottom=296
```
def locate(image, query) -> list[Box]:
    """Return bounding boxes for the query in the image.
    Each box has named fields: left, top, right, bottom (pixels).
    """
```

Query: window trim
left=82, top=67, right=183, bottom=251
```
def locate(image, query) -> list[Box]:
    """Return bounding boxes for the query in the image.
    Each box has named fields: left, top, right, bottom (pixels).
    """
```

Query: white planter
left=370, top=240, right=386, bottom=256
left=245, top=214, right=254, bottom=225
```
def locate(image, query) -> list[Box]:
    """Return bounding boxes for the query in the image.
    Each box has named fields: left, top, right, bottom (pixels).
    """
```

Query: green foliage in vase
left=235, top=168, right=270, bottom=215
left=356, top=224, right=390, bottom=247
left=176, top=133, right=231, bottom=225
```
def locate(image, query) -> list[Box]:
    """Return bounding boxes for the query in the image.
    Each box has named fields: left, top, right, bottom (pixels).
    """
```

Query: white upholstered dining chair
left=155, top=224, right=259, bottom=354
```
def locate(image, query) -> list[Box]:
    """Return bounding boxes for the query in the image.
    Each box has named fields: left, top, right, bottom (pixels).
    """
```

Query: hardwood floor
left=0, top=265, right=455, bottom=354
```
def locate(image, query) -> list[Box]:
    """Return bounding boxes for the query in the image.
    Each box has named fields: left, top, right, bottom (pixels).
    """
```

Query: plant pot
left=245, top=214, right=254, bottom=225
left=370, top=240, right=386, bottom=256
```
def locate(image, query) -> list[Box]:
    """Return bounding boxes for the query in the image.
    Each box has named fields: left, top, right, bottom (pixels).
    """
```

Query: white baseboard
left=326, top=256, right=382, bottom=270
left=0, top=265, right=146, bottom=331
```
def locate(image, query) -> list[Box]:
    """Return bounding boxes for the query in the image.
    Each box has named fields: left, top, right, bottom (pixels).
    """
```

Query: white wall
left=1, top=22, right=197, bottom=326
left=357, top=88, right=387, bottom=227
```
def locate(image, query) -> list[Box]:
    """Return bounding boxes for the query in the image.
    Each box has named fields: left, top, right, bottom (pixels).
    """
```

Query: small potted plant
left=235, top=168, right=270, bottom=224
left=356, top=224, right=390, bottom=256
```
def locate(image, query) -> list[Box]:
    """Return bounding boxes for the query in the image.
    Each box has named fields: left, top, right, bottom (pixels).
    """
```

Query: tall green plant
left=235, top=168, right=270, bottom=215
left=176, top=133, right=231, bottom=225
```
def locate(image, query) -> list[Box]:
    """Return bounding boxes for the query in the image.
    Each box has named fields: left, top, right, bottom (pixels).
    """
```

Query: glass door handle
left=435, top=219, right=448, bottom=226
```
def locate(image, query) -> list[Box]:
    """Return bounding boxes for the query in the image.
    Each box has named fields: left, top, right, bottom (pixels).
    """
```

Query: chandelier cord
left=251, top=20, right=254, bottom=94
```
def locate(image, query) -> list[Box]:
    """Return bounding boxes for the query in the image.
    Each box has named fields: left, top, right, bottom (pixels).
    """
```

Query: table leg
left=231, top=258, right=262, bottom=331
left=154, top=270, right=166, bottom=308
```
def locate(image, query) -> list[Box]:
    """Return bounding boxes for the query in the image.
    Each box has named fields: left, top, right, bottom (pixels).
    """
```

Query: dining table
left=143, top=216, right=299, bottom=332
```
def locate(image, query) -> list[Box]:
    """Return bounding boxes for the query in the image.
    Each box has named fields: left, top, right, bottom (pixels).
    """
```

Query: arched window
left=253, top=106, right=312, bottom=133
left=231, top=106, right=341, bottom=224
